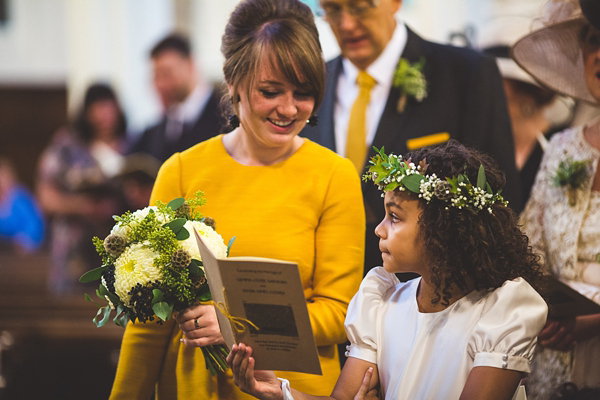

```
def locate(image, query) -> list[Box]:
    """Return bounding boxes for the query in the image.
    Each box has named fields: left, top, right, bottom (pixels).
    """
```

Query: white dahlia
left=180, top=220, right=228, bottom=260
left=114, top=242, right=162, bottom=306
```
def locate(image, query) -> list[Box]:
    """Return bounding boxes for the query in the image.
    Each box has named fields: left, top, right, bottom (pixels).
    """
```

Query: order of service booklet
left=541, top=274, right=600, bottom=319
left=194, top=230, right=322, bottom=375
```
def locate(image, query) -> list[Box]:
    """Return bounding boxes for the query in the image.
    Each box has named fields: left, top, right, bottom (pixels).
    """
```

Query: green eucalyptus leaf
left=79, top=265, right=107, bottom=283
left=96, top=306, right=112, bottom=327
left=198, top=291, right=212, bottom=302
left=227, top=237, right=236, bottom=257
left=164, top=218, right=187, bottom=234
left=153, top=301, right=174, bottom=321
left=402, top=174, right=424, bottom=193
left=117, top=313, right=129, bottom=328
left=167, top=197, right=185, bottom=211
left=189, top=262, right=202, bottom=278
left=175, top=227, right=190, bottom=240
left=105, top=291, right=121, bottom=307
left=477, top=165, right=486, bottom=189
left=99, top=283, right=109, bottom=296
left=113, top=305, right=126, bottom=327
left=152, top=289, right=165, bottom=305
left=84, top=293, right=102, bottom=308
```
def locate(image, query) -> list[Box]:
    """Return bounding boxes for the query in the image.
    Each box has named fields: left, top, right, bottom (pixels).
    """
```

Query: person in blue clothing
left=0, top=157, right=45, bottom=252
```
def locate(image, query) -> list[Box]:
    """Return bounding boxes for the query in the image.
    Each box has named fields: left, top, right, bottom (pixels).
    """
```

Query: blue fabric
left=0, top=186, right=45, bottom=251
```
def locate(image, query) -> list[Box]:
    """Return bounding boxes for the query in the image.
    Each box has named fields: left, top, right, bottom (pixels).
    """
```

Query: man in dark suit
left=129, top=34, right=224, bottom=162
left=302, top=0, right=522, bottom=275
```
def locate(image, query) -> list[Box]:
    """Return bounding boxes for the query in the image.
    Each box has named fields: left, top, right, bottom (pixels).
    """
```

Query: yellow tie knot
left=356, top=70, right=376, bottom=89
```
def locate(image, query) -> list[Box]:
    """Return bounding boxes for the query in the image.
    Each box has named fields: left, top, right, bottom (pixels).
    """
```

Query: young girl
left=227, top=140, right=548, bottom=400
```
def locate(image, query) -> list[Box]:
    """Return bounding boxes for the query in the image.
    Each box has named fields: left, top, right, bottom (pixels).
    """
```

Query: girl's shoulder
left=479, top=278, right=546, bottom=315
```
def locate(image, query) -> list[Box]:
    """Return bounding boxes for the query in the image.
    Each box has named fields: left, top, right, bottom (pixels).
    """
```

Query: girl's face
left=582, top=25, right=600, bottom=102
left=234, top=53, right=315, bottom=150
left=87, top=99, right=120, bottom=138
left=375, top=190, right=427, bottom=275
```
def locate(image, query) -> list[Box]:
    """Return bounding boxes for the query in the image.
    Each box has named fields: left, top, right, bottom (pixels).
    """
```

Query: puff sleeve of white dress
left=467, top=278, right=549, bottom=373
left=344, top=267, right=399, bottom=364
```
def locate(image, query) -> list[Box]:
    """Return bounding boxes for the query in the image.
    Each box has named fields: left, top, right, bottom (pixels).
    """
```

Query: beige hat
left=512, top=0, right=595, bottom=104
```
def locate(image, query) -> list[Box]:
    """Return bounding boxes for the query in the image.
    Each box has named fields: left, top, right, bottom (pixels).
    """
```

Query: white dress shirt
left=334, top=18, right=407, bottom=156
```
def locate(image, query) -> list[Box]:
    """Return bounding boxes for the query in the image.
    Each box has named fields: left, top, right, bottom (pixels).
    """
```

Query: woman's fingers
left=354, top=367, right=373, bottom=400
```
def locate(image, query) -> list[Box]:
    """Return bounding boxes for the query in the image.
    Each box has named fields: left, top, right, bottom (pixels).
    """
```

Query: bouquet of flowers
left=80, top=191, right=234, bottom=375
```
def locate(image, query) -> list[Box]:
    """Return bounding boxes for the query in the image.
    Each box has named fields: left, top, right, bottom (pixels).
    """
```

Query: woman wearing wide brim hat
left=515, top=1, right=600, bottom=399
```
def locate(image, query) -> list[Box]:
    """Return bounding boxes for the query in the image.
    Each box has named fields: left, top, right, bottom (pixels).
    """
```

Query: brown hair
left=402, top=140, right=542, bottom=305
left=221, top=0, right=325, bottom=117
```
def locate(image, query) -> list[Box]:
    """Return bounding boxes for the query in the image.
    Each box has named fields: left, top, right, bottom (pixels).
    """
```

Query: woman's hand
left=226, top=343, right=282, bottom=400
left=175, top=305, right=225, bottom=347
left=538, top=319, right=576, bottom=351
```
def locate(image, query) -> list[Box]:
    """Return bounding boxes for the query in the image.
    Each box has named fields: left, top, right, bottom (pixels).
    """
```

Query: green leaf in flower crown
left=189, top=259, right=203, bottom=278
left=164, top=218, right=187, bottom=234
left=402, top=174, right=424, bottom=193
left=79, top=265, right=107, bottom=283
left=486, top=182, right=493, bottom=194
left=167, top=197, right=185, bottom=211
left=227, top=237, right=236, bottom=257
left=151, top=289, right=165, bottom=305
left=384, top=182, right=399, bottom=192
left=477, top=165, right=486, bottom=190
left=458, top=174, right=465, bottom=184
left=153, top=301, right=174, bottom=321
left=175, top=227, right=190, bottom=240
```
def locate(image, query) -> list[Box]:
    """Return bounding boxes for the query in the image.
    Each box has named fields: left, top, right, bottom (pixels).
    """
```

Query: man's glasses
left=316, top=0, right=382, bottom=23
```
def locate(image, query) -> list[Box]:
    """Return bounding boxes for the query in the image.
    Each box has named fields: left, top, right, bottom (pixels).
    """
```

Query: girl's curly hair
left=404, top=140, right=542, bottom=305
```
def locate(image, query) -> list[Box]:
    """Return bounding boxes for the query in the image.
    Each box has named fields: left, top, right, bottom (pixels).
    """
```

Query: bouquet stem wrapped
left=80, top=192, right=234, bottom=375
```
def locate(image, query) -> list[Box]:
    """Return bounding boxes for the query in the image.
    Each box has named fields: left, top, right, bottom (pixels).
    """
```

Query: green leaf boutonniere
left=393, top=57, right=427, bottom=113
left=553, top=158, right=589, bottom=206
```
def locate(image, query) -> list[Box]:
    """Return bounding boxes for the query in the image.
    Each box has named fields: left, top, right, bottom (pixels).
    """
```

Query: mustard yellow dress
left=109, top=135, right=365, bottom=399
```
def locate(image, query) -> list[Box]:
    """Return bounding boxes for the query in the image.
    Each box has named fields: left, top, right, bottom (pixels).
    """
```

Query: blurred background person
left=128, top=33, right=225, bottom=163
left=36, top=83, right=127, bottom=294
left=0, top=157, right=45, bottom=253
left=477, top=14, right=575, bottom=202
left=515, top=0, right=600, bottom=398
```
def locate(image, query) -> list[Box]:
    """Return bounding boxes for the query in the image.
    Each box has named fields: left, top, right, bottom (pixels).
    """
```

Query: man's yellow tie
left=346, top=70, right=376, bottom=173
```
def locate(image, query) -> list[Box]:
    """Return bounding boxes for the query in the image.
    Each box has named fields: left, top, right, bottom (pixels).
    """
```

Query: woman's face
left=375, top=190, right=427, bottom=275
left=234, top=52, right=315, bottom=150
left=582, top=25, right=600, bottom=102
left=87, top=99, right=120, bottom=138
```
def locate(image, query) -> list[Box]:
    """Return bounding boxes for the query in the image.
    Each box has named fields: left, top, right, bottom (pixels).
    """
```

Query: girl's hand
left=175, top=305, right=225, bottom=347
left=354, top=367, right=379, bottom=400
left=226, top=343, right=282, bottom=400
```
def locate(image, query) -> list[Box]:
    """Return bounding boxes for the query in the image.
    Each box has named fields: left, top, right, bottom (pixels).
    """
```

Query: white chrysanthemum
left=110, top=206, right=170, bottom=240
left=114, top=242, right=162, bottom=306
left=180, top=220, right=228, bottom=261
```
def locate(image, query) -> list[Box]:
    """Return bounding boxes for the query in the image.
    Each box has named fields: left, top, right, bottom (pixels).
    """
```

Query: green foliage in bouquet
left=81, top=191, right=235, bottom=375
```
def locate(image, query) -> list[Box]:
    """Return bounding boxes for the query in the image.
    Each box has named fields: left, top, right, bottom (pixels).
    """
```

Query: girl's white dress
left=345, top=268, right=548, bottom=400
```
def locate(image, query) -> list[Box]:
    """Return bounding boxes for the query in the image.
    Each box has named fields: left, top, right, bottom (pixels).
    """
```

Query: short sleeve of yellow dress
left=109, top=135, right=366, bottom=399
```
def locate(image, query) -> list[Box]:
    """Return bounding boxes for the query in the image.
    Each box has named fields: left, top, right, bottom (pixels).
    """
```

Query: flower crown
left=362, top=147, right=508, bottom=213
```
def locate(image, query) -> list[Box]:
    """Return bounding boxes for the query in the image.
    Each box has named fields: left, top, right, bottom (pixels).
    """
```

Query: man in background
left=303, top=0, right=521, bottom=275
left=129, top=33, right=224, bottom=162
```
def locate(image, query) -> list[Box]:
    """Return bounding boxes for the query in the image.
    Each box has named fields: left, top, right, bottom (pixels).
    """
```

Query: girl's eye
left=389, top=213, right=400, bottom=222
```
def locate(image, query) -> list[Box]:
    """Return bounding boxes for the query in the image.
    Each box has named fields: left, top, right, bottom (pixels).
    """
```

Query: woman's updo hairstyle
left=221, top=0, right=325, bottom=116
left=404, top=140, right=542, bottom=304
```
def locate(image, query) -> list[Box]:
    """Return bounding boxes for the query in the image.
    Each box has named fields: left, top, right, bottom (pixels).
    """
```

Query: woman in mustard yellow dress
left=108, top=0, right=365, bottom=398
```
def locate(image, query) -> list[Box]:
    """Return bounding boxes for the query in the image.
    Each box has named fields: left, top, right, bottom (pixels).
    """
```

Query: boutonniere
left=553, top=157, right=589, bottom=206
left=392, top=57, right=427, bottom=113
